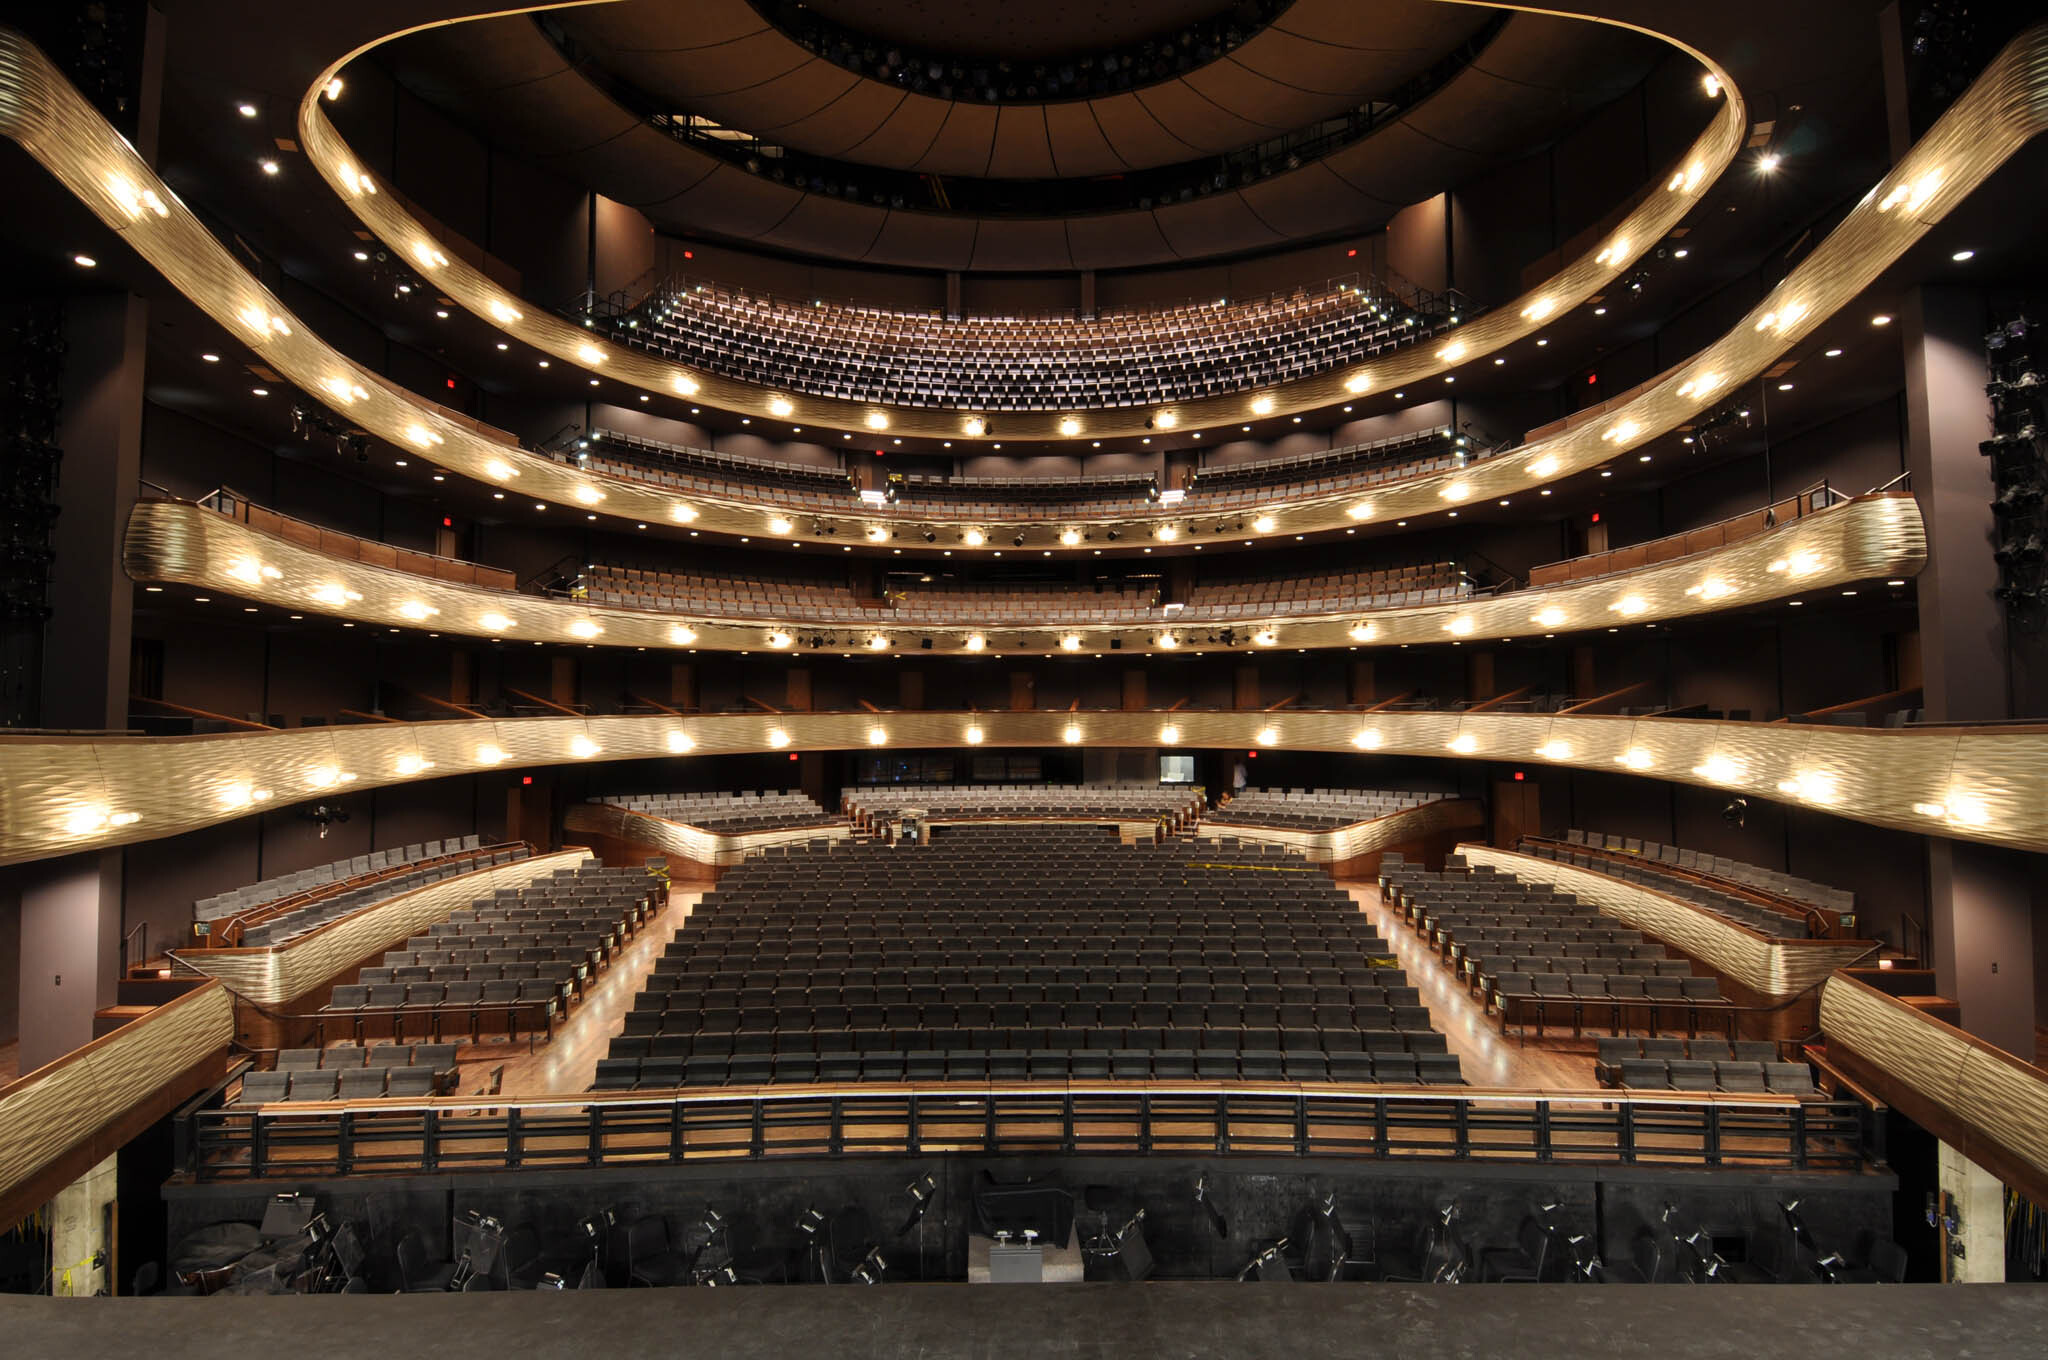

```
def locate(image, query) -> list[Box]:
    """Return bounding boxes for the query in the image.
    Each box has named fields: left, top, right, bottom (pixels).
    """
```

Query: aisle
left=460, top=889, right=702, bottom=1099
left=1340, top=881, right=1598, bottom=1091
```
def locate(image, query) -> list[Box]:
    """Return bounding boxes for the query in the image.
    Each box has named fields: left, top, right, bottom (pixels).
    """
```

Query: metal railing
left=182, top=1084, right=1872, bottom=1182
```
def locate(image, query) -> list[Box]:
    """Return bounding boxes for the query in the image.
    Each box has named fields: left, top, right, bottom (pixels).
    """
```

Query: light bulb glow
left=865, top=411, right=889, bottom=430
left=1520, top=297, right=1556, bottom=322
left=395, top=754, right=434, bottom=777
left=1692, top=755, right=1746, bottom=783
left=866, top=525, right=889, bottom=542
left=868, top=726, right=888, bottom=746
left=1062, top=724, right=1083, bottom=744
left=1610, top=595, right=1649, bottom=617
left=1352, top=730, right=1382, bottom=750
left=1443, top=617, right=1474, bottom=636
left=570, top=735, right=601, bottom=759
left=1153, top=411, right=1179, bottom=429
left=1532, top=607, right=1566, bottom=628
left=1159, top=724, right=1181, bottom=744
left=1155, top=525, right=1179, bottom=542
left=1435, top=342, right=1466, bottom=363
left=1349, top=622, right=1376, bottom=643
left=568, top=619, right=603, bottom=640
left=667, top=731, right=695, bottom=754
left=1156, top=633, right=1178, bottom=649
left=964, top=634, right=986, bottom=652
left=1536, top=740, right=1572, bottom=761
left=964, top=529, right=986, bottom=547
left=485, top=460, right=518, bottom=481
left=1528, top=455, right=1559, bottom=477
left=574, top=486, right=605, bottom=505
left=1348, top=502, right=1374, bottom=520
left=769, top=517, right=794, bottom=535
left=1060, top=635, right=1083, bottom=651
left=1250, top=396, right=1275, bottom=415
left=1617, top=748, right=1654, bottom=771
left=311, top=584, right=362, bottom=608
left=1345, top=373, right=1372, bottom=394
left=1440, top=482, right=1470, bottom=501
left=476, top=745, right=506, bottom=765
left=768, top=632, right=793, bottom=649
left=1447, top=734, right=1478, bottom=754
left=964, top=726, right=984, bottom=745
left=487, top=299, right=523, bottom=324
left=963, top=416, right=987, bottom=437
left=1252, top=628, right=1278, bottom=647
left=868, top=635, right=889, bottom=651
left=1058, top=417, right=1082, bottom=437
left=1060, top=529, right=1082, bottom=546
left=767, top=728, right=790, bottom=748
left=668, top=625, right=697, bottom=645
left=397, top=601, right=438, bottom=622
left=1251, top=515, right=1277, bottom=534
left=1255, top=727, right=1278, bottom=747
left=768, top=397, right=794, bottom=417
left=671, top=504, right=699, bottom=523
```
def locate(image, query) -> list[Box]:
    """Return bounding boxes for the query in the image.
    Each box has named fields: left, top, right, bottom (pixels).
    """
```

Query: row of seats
left=318, top=865, right=658, bottom=1045
left=237, top=1042, right=461, bottom=1104
left=236, top=1065, right=442, bottom=1103
left=1618, top=1058, right=1819, bottom=1096
left=593, top=789, right=836, bottom=833
left=1381, top=856, right=1728, bottom=1036
left=1522, top=841, right=1811, bottom=938
left=593, top=1046, right=1464, bottom=1090
left=840, top=784, right=1203, bottom=830
left=597, top=827, right=1462, bottom=1089
left=235, top=844, right=530, bottom=948
left=194, top=834, right=492, bottom=923
left=622, top=277, right=1452, bottom=412
left=1561, top=830, right=1854, bottom=916
left=579, top=557, right=1470, bottom=628
left=1595, top=1036, right=1778, bottom=1084
left=1207, top=787, right=1439, bottom=832
left=571, top=425, right=1486, bottom=523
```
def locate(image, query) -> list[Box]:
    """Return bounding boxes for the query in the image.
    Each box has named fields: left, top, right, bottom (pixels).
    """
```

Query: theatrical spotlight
left=1722, top=796, right=1749, bottom=830
left=897, top=1171, right=938, bottom=1234
left=1193, top=1172, right=1230, bottom=1239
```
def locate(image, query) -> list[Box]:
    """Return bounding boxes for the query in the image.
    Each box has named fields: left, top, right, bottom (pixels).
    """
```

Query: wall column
left=1936, top=1142, right=2006, bottom=1283
left=16, top=853, right=123, bottom=1071
left=1902, top=285, right=2036, bottom=1053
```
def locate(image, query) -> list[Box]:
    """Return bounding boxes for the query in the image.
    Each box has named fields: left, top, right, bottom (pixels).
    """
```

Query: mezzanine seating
left=1207, top=788, right=1442, bottom=832
left=1557, top=830, right=1854, bottom=920
left=195, top=834, right=491, bottom=924
left=1522, top=838, right=1818, bottom=938
left=227, top=841, right=529, bottom=948
left=594, top=790, right=838, bottom=834
left=1380, top=854, right=1728, bottom=1038
left=320, top=864, right=657, bottom=1046
left=594, top=827, right=1462, bottom=1091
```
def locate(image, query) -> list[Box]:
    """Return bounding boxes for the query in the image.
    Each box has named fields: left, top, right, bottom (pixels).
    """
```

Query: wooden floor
left=450, top=890, right=702, bottom=1100
left=1339, top=880, right=1598, bottom=1091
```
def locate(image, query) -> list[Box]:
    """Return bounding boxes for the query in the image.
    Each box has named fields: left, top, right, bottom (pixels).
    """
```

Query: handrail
left=181, top=1079, right=1868, bottom=1183
left=163, top=483, right=519, bottom=591
left=196, top=840, right=532, bottom=948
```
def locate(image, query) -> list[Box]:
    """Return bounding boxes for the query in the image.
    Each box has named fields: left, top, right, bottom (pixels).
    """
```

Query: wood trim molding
left=1193, top=798, right=1485, bottom=862
left=562, top=804, right=849, bottom=869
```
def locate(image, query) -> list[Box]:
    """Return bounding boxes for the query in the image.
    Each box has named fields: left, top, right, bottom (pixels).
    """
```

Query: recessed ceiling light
left=259, top=159, right=279, bottom=175
left=251, top=387, right=269, bottom=397
left=537, top=360, right=549, bottom=368
left=72, top=254, right=96, bottom=268
left=1824, top=348, right=1843, bottom=357
left=201, top=353, right=219, bottom=362
left=1537, top=339, right=1549, bottom=346
left=1870, top=314, right=1893, bottom=326
left=496, top=342, right=508, bottom=351
left=352, top=250, right=368, bottom=261
left=1758, top=152, right=1781, bottom=172
left=1951, top=249, right=1975, bottom=262
left=1777, top=382, right=1794, bottom=391
left=1593, top=307, right=1607, bottom=316
left=1672, top=248, right=1689, bottom=259
left=236, top=103, right=258, bottom=118
left=434, top=309, right=449, bottom=319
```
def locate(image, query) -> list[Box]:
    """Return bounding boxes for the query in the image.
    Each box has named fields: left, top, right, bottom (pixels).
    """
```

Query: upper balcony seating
left=594, top=790, right=838, bottom=834
left=581, top=562, right=861, bottom=621
left=841, top=784, right=1204, bottom=830
left=621, top=278, right=1458, bottom=412
left=1208, top=788, right=1441, bottom=832
left=1380, top=854, right=1728, bottom=1039
left=573, top=429, right=855, bottom=506
left=592, top=827, right=1464, bottom=1091
left=196, top=835, right=493, bottom=928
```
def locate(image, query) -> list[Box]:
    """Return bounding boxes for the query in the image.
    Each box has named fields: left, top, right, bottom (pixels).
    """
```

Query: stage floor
left=7, top=1283, right=2045, bottom=1359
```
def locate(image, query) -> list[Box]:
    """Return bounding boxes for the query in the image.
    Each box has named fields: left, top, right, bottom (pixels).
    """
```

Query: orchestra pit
left=5, top=1, right=2048, bottom=1354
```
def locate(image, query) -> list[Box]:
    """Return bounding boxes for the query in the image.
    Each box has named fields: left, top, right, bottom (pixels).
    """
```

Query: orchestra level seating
left=593, top=827, right=1463, bottom=1090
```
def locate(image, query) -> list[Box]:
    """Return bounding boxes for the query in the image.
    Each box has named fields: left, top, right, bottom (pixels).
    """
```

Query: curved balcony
left=3, top=704, right=2042, bottom=871
left=124, top=489, right=1925, bottom=655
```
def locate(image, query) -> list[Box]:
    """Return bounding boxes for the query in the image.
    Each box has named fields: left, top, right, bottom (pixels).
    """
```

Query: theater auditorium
left=2, top=0, right=2047, bottom=1352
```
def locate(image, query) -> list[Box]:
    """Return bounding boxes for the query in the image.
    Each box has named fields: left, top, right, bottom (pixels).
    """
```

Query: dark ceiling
left=378, top=0, right=1663, bottom=271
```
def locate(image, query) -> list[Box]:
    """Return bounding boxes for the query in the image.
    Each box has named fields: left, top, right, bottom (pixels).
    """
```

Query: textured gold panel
left=0, top=982, right=233, bottom=1208
left=125, top=493, right=1926, bottom=655
left=1821, top=973, right=2048, bottom=1190
left=5, top=709, right=2045, bottom=870
left=1193, top=798, right=1484, bottom=862
left=296, top=6, right=1744, bottom=444
left=563, top=803, right=849, bottom=867
left=172, top=849, right=590, bottom=1005
left=1459, top=845, right=1873, bottom=997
